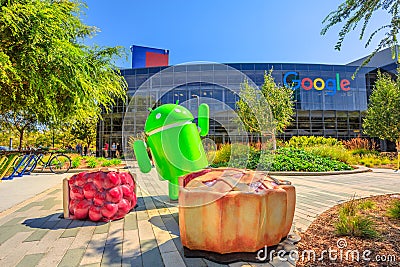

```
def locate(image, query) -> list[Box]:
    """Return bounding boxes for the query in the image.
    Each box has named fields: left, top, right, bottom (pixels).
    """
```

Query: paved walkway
left=0, top=173, right=67, bottom=212
left=0, top=168, right=398, bottom=266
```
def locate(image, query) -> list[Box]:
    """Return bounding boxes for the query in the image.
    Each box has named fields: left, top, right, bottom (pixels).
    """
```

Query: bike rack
left=2, top=153, right=37, bottom=180
left=0, top=153, right=19, bottom=180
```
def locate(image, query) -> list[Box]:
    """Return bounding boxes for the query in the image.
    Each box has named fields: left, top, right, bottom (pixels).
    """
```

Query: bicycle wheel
left=49, top=154, right=71, bottom=174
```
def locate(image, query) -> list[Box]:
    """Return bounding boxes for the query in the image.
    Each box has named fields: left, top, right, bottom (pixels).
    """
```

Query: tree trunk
left=18, top=128, right=24, bottom=151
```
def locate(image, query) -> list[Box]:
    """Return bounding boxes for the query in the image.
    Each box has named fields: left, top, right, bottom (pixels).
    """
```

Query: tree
left=236, top=70, right=294, bottom=149
left=0, top=0, right=127, bottom=146
left=363, top=70, right=400, bottom=151
left=322, top=0, right=400, bottom=75
left=70, top=116, right=98, bottom=151
left=0, top=111, right=37, bottom=150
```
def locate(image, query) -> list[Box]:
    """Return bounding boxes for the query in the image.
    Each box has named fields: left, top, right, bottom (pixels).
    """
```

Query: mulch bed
left=296, top=194, right=400, bottom=266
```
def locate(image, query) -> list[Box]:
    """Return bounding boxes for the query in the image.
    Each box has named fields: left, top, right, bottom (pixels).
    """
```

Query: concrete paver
left=0, top=168, right=398, bottom=266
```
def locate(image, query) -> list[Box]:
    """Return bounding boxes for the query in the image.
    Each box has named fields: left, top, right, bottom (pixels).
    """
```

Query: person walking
left=103, top=142, right=109, bottom=158
left=116, top=143, right=121, bottom=158
left=111, top=142, right=117, bottom=158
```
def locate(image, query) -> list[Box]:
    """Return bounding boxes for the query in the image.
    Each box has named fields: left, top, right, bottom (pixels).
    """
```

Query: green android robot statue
left=134, top=102, right=209, bottom=200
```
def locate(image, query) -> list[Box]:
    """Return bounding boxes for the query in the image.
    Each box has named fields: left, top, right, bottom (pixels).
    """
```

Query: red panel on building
left=145, top=52, right=169, bottom=67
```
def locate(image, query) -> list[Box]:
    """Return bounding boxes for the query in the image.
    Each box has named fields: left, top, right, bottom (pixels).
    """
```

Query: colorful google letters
left=283, top=71, right=350, bottom=96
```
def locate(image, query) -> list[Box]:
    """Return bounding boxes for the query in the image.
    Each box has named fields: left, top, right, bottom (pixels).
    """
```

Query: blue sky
left=82, top=1, right=389, bottom=69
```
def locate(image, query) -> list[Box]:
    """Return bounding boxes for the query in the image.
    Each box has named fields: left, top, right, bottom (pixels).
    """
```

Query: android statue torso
left=144, top=104, right=208, bottom=181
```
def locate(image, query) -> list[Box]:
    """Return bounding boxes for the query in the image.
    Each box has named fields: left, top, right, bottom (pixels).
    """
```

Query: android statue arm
left=133, top=140, right=152, bottom=173
left=198, top=103, right=209, bottom=137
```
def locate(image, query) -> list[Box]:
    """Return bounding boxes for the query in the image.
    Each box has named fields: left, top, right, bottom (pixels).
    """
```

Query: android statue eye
left=174, top=108, right=181, bottom=113
left=156, top=113, right=162, bottom=119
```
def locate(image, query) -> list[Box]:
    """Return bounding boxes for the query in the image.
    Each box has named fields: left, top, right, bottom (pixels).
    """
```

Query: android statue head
left=133, top=101, right=209, bottom=200
left=144, top=103, right=194, bottom=134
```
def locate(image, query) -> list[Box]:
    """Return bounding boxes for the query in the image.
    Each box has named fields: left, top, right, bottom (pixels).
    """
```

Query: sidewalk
left=0, top=169, right=398, bottom=266
left=0, top=173, right=67, bottom=213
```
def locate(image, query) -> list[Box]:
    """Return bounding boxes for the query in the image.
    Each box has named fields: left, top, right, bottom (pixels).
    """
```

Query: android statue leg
left=168, top=177, right=179, bottom=200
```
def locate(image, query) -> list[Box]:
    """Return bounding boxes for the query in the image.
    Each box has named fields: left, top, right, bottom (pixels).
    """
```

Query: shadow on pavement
left=22, top=213, right=106, bottom=229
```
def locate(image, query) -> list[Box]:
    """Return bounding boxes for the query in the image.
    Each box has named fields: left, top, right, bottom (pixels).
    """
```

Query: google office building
left=96, top=46, right=397, bottom=154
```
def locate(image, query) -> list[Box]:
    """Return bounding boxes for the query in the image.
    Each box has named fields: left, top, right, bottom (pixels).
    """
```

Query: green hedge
left=211, top=147, right=353, bottom=172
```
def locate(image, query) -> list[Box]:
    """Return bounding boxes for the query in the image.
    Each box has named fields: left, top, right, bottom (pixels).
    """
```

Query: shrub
left=101, top=160, right=112, bottom=167
left=335, top=198, right=377, bottom=238
left=86, top=157, right=98, bottom=168
left=71, top=157, right=81, bottom=169
left=286, top=136, right=342, bottom=148
left=335, top=213, right=377, bottom=238
left=381, top=157, right=391, bottom=165
left=110, top=158, right=122, bottom=166
left=229, top=146, right=261, bottom=169
left=213, top=144, right=231, bottom=164
left=259, top=148, right=352, bottom=172
left=387, top=200, right=400, bottom=219
left=97, top=157, right=107, bottom=162
left=305, top=145, right=356, bottom=165
left=342, top=136, right=377, bottom=151
left=351, top=148, right=379, bottom=156
left=357, top=199, right=375, bottom=210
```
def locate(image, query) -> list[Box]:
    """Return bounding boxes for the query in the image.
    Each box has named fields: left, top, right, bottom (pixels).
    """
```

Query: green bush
left=101, top=160, right=112, bottom=167
left=97, top=157, right=107, bottom=162
left=71, top=157, right=81, bottom=169
left=110, top=158, right=122, bottom=166
left=86, top=157, right=98, bottom=168
left=357, top=199, right=375, bottom=210
left=101, top=158, right=122, bottom=167
left=357, top=154, right=396, bottom=167
left=381, top=157, right=391, bottom=165
left=335, top=214, right=377, bottom=238
left=286, top=136, right=342, bottom=148
left=213, top=144, right=231, bottom=164
left=387, top=200, right=400, bottom=219
left=335, top=199, right=377, bottom=238
left=259, top=148, right=352, bottom=172
left=351, top=148, right=379, bottom=156
left=305, top=145, right=356, bottom=165
left=229, top=146, right=261, bottom=169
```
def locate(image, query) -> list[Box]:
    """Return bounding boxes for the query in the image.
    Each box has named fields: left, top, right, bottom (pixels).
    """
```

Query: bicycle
left=12, top=149, right=71, bottom=175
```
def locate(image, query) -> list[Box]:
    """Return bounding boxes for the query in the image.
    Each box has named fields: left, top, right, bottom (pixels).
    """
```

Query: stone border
left=268, top=166, right=371, bottom=176
left=33, top=166, right=372, bottom=176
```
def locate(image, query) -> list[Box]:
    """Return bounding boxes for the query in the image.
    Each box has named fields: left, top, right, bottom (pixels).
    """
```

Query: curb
left=268, top=166, right=371, bottom=176
left=33, top=166, right=372, bottom=176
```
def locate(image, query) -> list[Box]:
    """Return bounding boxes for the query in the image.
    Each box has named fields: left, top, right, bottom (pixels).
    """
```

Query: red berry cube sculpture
left=63, top=169, right=136, bottom=222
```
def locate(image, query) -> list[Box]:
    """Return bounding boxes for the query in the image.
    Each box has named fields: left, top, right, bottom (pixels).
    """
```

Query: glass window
left=295, top=64, right=308, bottom=71
left=282, top=64, right=296, bottom=70
left=255, top=63, right=269, bottom=71
left=187, top=65, right=201, bottom=72
left=228, top=63, right=241, bottom=70
left=135, top=68, right=148, bottom=74
left=241, top=64, right=255, bottom=70
left=173, top=65, right=186, bottom=72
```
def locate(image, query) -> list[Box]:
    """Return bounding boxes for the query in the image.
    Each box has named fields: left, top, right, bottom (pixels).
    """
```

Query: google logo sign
left=283, top=72, right=350, bottom=96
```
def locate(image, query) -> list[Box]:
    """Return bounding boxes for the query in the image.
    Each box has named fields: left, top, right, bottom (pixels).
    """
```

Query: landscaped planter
left=63, top=168, right=136, bottom=222
left=179, top=168, right=295, bottom=254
